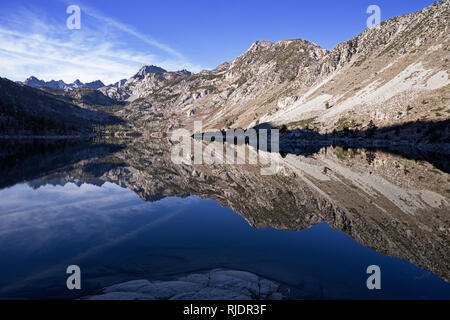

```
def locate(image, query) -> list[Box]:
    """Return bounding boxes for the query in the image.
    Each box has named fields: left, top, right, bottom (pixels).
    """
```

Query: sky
left=0, top=0, right=438, bottom=84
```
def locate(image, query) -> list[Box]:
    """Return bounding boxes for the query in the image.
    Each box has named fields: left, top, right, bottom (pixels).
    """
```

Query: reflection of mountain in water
left=199, top=120, right=450, bottom=174
left=0, top=137, right=448, bottom=283
left=0, top=139, right=125, bottom=190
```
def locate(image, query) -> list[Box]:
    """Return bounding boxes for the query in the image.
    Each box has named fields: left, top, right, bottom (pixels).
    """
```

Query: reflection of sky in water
left=0, top=182, right=449, bottom=300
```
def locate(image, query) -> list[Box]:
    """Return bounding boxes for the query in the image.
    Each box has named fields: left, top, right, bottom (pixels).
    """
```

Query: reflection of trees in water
left=280, top=142, right=448, bottom=174
left=0, top=139, right=79, bottom=168
left=0, top=139, right=124, bottom=189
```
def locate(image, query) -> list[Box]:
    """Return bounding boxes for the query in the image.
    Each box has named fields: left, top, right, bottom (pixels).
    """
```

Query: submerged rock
left=84, top=269, right=284, bottom=300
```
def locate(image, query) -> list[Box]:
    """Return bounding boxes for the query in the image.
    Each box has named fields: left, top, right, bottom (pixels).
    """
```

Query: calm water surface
left=0, top=181, right=449, bottom=299
left=0, top=139, right=449, bottom=300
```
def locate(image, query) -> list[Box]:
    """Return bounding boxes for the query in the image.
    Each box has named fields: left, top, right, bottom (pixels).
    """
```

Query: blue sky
left=0, top=0, right=437, bottom=84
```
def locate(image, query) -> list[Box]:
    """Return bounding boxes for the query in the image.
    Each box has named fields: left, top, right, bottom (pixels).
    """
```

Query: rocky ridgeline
left=94, top=0, right=449, bottom=134
left=24, top=76, right=105, bottom=91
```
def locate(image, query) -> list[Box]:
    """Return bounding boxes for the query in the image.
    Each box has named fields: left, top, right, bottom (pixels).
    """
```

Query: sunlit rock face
left=100, top=1, right=450, bottom=136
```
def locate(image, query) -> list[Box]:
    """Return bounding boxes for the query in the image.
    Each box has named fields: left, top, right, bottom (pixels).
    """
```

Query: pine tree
left=366, top=120, right=377, bottom=138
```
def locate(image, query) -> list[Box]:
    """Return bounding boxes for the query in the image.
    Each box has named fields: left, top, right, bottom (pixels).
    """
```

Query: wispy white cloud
left=0, top=3, right=203, bottom=84
left=77, top=2, right=185, bottom=59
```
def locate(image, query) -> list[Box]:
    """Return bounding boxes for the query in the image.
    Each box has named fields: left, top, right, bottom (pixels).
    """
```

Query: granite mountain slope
left=102, top=0, right=449, bottom=134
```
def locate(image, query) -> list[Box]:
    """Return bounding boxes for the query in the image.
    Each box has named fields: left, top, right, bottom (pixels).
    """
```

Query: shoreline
left=0, top=132, right=141, bottom=140
left=0, top=135, right=448, bottom=154
left=0, top=135, right=91, bottom=140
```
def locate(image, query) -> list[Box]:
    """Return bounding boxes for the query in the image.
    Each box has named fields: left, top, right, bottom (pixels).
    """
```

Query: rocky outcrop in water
left=85, top=269, right=283, bottom=300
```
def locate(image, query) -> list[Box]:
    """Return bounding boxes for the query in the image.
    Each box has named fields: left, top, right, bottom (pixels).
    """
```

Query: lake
left=0, top=138, right=449, bottom=299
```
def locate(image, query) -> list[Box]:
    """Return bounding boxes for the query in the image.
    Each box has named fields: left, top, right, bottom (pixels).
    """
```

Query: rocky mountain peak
left=83, top=80, right=105, bottom=89
left=114, top=79, right=127, bottom=87
left=134, top=65, right=167, bottom=79
left=24, top=76, right=45, bottom=87
left=213, top=61, right=231, bottom=73
left=248, top=40, right=273, bottom=51
left=177, top=69, right=193, bottom=76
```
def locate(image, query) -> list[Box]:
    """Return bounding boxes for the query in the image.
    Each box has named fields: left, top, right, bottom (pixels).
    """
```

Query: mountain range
left=1, top=0, right=449, bottom=138
left=0, top=77, right=122, bottom=136
left=104, top=0, right=448, bottom=135
left=22, top=76, right=107, bottom=91
left=21, top=65, right=193, bottom=94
